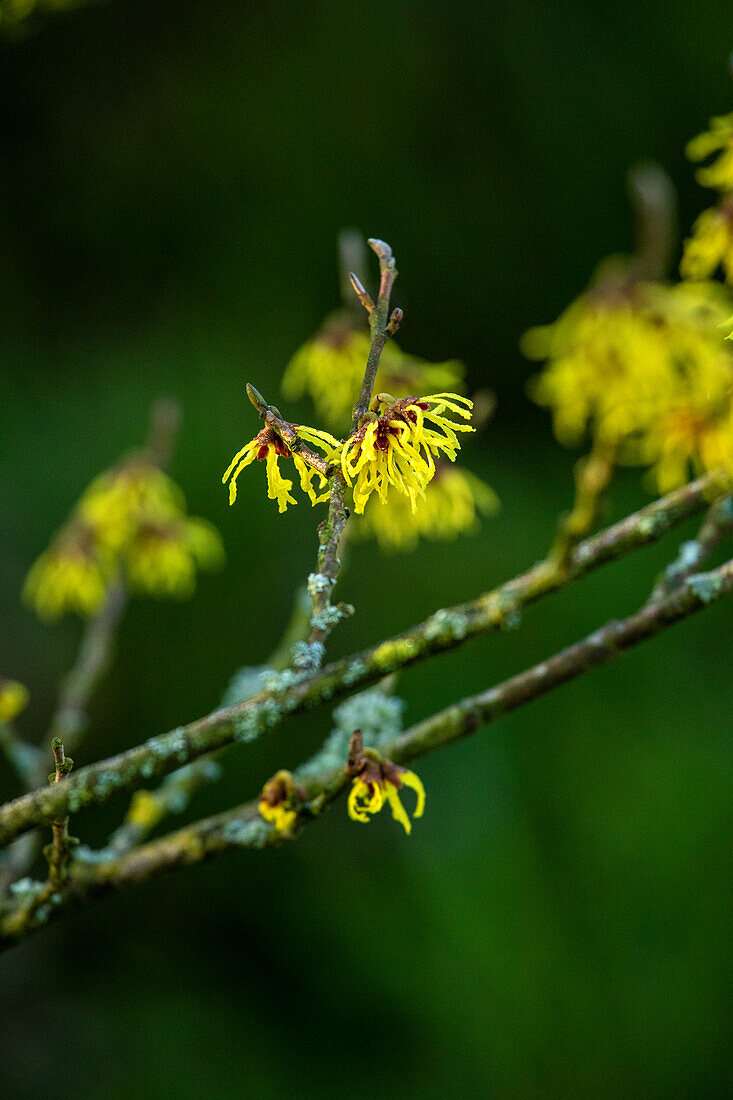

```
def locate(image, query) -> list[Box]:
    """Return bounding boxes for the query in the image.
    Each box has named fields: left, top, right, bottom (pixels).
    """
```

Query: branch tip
left=367, top=238, right=394, bottom=266
left=348, top=272, right=375, bottom=314
left=246, top=383, right=268, bottom=417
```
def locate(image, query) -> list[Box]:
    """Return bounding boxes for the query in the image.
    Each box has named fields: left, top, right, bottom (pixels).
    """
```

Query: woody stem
left=350, top=239, right=399, bottom=432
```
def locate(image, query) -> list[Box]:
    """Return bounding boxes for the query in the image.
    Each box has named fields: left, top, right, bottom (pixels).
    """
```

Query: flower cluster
left=346, top=731, right=425, bottom=835
left=223, top=387, right=484, bottom=533
left=222, top=422, right=338, bottom=512
left=222, top=252, right=499, bottom=550
left=523, top=263, right=733, bottom=492
left=681, top=113, right=733, bottom=284
left=354, top=463, right=498, bottom=551
left=341, top=393, right=475, bottom=513
left=24, top=454, right=223, bottom=619
left=281, top=313, right=465, bottom=429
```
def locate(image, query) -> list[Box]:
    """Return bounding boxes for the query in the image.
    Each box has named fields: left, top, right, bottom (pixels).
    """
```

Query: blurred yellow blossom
left=282, top=315, right=464, bottom=428
left=523, top=264, right=733, bottom=451
left=26, top=446, right=222, bottom=619
left=622, top=379, right=733, bottom=494
left=0, top=680, right=29, bottom=723
left=23, top=522, right=116, bottom=620
left=686, top=112, right=733, bottom=192
left=356, top=464, right=498, bottom=551
left=681, top=112, right=733, bottom=285
left=681, top=203, right=733, bottom=285
left=79, top=459, right=184, bottom=551
left=125, top=517, right=224, bottom=598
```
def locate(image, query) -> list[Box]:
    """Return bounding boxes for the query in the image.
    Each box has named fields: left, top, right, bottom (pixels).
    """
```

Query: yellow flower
left=79, top=458, right=185, bottom=551
left=686, top=113, right=733, bottom=192
left=355, top=464, right=498, bottom=551
left=282, top=316, right=465, bottom=428
left=124, top=516, right=224, bottom=598
left=624, top=393, right=733, bottom=494
left=347, top=756, right=425, bottom=835
left=681, top=201, right=733, bottom=285
left=23, top=522, right=116, bottom=619
left=223, top=423, right=339, bottom=512
left=258, top=770, right=303, bottom=834
left=0, top=680, right=29, bottom=723
left=341, top=393, right=474, bottom=514
left=523, top=266, right=733, bottom=449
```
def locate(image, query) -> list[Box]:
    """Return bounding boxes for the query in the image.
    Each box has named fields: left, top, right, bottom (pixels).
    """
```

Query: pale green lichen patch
left=290, top=641, right=325, bottom=670
left=221, top=817, right=271, bottom=849
left=342, top=658, right=367, bottom=686
left=310, top=605, right=348, bottom=632
left=221, top=665, right=269, bottom=706
left=9, top=877, right=44, bottom=899
left=424, top=607, right=470, bottom=643
left=307, top=572, right=334, bottom=598
left=687, top=570, right=724, bottom=604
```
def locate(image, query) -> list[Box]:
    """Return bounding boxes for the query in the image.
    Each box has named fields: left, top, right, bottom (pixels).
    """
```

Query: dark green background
left=1, top=2, right=731, bottom=1096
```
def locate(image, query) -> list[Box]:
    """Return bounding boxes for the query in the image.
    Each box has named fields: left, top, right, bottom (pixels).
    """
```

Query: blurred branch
left=549, top=437, right=616, bottom=573
left=628, top=161, right=677, bottom=282
left=648, top=494, right=733, bottom=603
left=338, top=229, right=370, bottom=313
left=0, top=469, right=724, bottom=850
left=3, top=551, right=733, bottom=950
left=42, top=582, right=127, bottom=769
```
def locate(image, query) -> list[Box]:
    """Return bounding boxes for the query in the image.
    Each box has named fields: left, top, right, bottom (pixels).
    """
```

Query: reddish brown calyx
left=255, top=426, right=292, bottom=462
left=260, top=769, right=305, bottom=809
left=346, top=730, right=406, bottom=788
left=374, top=419, right=401, bottom=452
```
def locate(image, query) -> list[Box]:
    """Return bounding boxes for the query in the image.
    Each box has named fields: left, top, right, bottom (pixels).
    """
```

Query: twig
left=648, top=494, right=733, bottom=603
left=338, top=230, right=370, bottom=312
left=245, top=384, right=333, bottom=478
left=41, top=583, right=127, bottom=773
left=2, top=553, right=732, bottom=951
left=304, top=239, right=402, bottom=662
left=144, top=397, right=182, bottom=470
left=44, top=738, right=75, bottom=888
left=305, top=478, right=353, bottom=660
left=627, top=161, right=677, bottom=283
left=350, top=239, right=400, bottom=432
left=0, top=470, right=722, bottom=849
left=549, top=437, right=616, bottom=572
left=388, top=561, right=733, bottom=765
